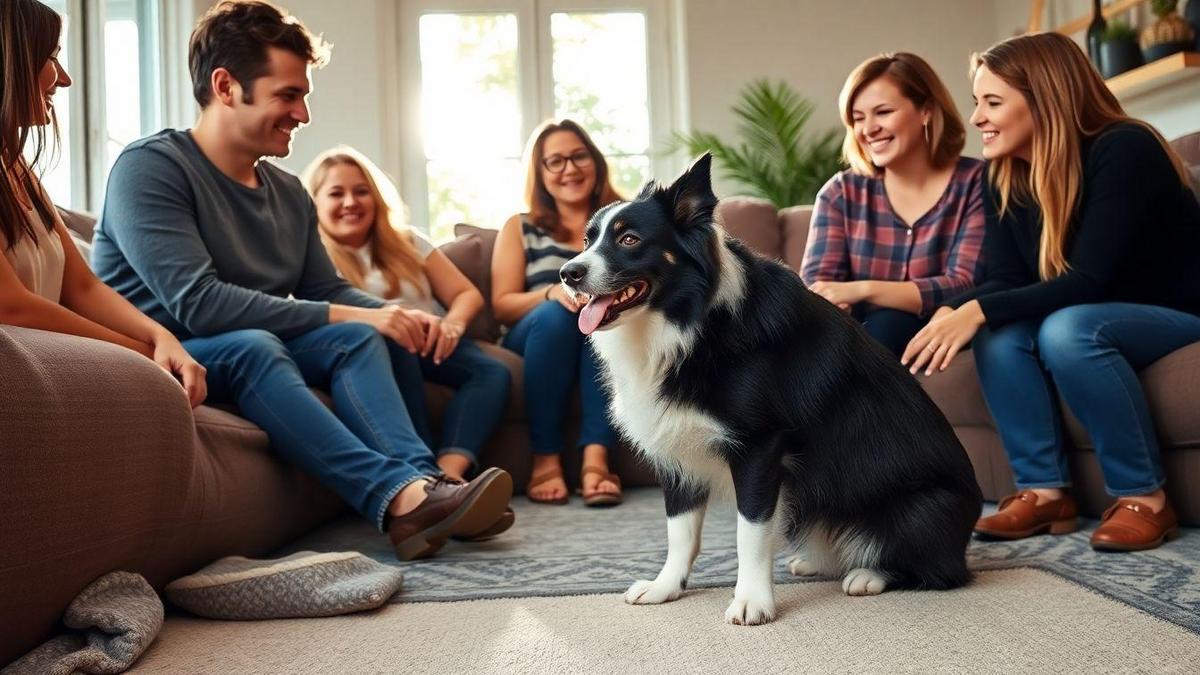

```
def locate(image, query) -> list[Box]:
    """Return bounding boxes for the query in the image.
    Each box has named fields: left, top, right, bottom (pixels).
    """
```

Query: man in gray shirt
left=92, top=1, right=513, bottom=560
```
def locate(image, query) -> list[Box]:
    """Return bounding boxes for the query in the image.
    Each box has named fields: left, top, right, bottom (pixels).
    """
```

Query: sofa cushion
left=716, top=198, right=782, bottom=261
left=779, top=205, right=813, bottom=272
left=439, top=228, right=502, bottom=342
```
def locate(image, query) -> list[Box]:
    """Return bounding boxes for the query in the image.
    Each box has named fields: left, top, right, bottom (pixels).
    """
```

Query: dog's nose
left=560, top=261, right=587, bottom=287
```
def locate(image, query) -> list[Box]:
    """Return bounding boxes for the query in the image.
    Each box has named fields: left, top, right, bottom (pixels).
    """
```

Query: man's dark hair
left=189, top=0, right=330, bottom=107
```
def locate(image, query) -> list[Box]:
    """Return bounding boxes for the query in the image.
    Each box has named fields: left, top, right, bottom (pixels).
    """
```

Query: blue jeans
left=973, top=303, right=1200, bottom=496
left=501, top=301, right=616, bottom=454
left=857, top=307, right=926, bottom=358
left=183, top=323, right=440, bottom=531
left=386, top=339, right=511, bottom=467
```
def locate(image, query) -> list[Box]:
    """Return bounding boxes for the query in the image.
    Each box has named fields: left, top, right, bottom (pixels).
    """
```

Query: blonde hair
left=838, top=52, right=967, bottom=176
left=523, top=119, right=623, bottom=241
left=972, top=33, right=1191, bottom=279
left=302, top=146, right=426, bottom=298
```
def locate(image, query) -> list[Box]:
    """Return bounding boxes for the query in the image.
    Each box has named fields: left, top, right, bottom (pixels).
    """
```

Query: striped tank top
left=521, top=216, right=581, bottom=292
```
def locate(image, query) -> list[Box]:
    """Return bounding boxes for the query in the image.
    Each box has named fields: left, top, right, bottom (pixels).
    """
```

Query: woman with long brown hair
left=491, top=119, right=625, bottom=505
left=903, top=32, right=1200, bottom=551
left=802, top=51, right=986, bottom=357
left=0, top=0, right=205, bottom=406
left=304, top=146, right=511, bottom=494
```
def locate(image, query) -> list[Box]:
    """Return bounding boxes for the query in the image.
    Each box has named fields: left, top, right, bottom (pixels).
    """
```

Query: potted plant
left=1140, top=0, right=1195, bottom=62
left=1101, top=20, right=1145, bottom=78
left=669, top=79, right=843, bottom=208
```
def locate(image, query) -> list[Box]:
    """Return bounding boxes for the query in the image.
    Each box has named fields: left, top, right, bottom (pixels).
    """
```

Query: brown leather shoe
left=1090, top=499, right=1180, bottom=552
left=451, top=507, right=515, bottom=542
left=974, top=490, right=1078, bottom=540
left=386, top=467, right=513, bottom=560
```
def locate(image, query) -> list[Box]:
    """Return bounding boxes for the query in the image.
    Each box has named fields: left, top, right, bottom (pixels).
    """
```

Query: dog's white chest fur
left=591, top=316, right=733, bottom=491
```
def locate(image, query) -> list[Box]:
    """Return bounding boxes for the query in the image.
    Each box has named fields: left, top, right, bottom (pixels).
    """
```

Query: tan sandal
left=526, top=467, right=569, bottom=505
left=580, top=466, right=623, bottom=507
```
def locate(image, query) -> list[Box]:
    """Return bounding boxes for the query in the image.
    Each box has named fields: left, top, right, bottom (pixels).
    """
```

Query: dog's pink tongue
left=578, top=294, right=615, bottom=335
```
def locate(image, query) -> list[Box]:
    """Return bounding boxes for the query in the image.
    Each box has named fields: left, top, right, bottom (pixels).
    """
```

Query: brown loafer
left=1090, top=499, right=1180, bottom=552
left=386, top=468, right=513, bottom=560
left=974, top=490, right=1078, bottom=540
left=451, top=507, right=515, bottom=542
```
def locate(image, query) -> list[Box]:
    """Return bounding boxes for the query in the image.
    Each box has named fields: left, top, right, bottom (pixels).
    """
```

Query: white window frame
left=394, top=0, right=680, bottom=234
left=43, top=0, right=194, bottom=212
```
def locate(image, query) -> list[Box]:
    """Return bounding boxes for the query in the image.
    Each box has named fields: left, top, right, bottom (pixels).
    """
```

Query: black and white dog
left=559, top=155, right=982, bottom=625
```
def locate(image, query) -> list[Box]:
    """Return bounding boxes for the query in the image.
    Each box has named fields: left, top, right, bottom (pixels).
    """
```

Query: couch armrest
left=0, top=325, right=196, bottom=665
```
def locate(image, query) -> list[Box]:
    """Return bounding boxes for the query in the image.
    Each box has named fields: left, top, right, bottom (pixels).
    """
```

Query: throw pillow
left=440, top=223, right=502, bottom=342
left=164, top=551, right=403, bottom=620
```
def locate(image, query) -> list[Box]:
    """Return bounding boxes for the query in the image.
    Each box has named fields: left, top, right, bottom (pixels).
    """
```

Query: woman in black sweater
left=902, top=32, right=1200, bottom=552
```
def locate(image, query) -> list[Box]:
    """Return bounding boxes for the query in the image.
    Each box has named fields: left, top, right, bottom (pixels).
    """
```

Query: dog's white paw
left=787, top=556, right=820, bottom=577
left=724, top=591, right=776, bottom=625
left=624, top=579, right=683, bottom=605
left=841, top=568, right=888, bottom=596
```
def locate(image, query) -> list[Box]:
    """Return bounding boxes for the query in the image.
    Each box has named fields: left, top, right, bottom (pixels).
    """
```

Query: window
left=398, top=0, right=675, bottom=241
left=30, top=0, right=166, bottom=213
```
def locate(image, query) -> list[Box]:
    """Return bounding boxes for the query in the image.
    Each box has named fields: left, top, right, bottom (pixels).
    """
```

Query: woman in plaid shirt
left=801, top=52, right=985, bottom=357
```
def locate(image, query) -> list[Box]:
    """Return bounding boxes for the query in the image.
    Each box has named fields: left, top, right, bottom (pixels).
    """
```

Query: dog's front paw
left=624, top=578, right=683, bottom=605
left=724, top=592, right=776, bottom=625
left=787, top=556, right=820, bottom=577
left=841, top=568, right=888, bottom=596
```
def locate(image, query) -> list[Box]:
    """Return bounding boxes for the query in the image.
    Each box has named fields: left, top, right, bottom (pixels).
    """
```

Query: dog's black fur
left=563, top=154, right=982, bottom=605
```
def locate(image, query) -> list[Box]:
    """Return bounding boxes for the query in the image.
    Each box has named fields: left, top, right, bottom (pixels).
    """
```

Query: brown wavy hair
left=523, top=119, right=623, bottom=241
left=838, top=52, right=967, bottom=176
left=303, top=146, right=426, bottom=298
left=972, top=33, right=1191, bottom=279
left=1, top=0, right=61, bottom=250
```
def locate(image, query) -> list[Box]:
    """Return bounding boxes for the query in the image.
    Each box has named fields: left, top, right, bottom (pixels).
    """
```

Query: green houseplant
left=1141, top=0, right=1195, bottom=62
left=1100, top=20, right=1144, bottom=78
left=670, top=79, right=843, bottom=208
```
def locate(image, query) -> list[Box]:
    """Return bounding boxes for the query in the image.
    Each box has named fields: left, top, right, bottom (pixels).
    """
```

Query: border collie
left=559, top=155, right=982, bottom=625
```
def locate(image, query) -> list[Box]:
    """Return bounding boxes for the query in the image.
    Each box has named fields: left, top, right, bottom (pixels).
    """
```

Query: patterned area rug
left=278, top=488, right=1200, bottom=634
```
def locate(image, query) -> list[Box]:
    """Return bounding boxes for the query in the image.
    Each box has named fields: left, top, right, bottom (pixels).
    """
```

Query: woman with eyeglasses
left=491, top=119, right=625, bottom=506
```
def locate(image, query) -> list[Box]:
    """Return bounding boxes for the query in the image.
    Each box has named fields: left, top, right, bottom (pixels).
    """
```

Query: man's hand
left=331, top=305, right=427, bottom=353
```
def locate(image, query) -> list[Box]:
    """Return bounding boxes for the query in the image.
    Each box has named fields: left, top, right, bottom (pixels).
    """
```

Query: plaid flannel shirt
left=800, top=157, right=986, bottom=316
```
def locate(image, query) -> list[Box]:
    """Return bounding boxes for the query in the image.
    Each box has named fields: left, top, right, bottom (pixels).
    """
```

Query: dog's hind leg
left=724, top=435, right=788, bottom=626
left=625, top=477, right=709, bottom=605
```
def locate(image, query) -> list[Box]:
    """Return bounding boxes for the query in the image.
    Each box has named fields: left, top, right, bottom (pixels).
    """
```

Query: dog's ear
left=662, top=153, right=717, bottom=230
left=635, top=179, right=661, bottom=202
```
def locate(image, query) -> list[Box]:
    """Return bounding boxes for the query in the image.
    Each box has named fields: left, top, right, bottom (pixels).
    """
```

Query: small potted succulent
left=1101, top=20, right=1145, bottom=78
left=1140, top=0, right=1196, bottom=62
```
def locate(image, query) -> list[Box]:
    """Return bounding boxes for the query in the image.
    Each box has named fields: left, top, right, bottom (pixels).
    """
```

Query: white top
left=353, top=229, right=438, bottom=314
left=1, top=207, right=65, bottom=303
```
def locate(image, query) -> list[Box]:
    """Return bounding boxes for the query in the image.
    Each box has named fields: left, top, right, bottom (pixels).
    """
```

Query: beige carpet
left=129, top=568, right=1199, bottom=673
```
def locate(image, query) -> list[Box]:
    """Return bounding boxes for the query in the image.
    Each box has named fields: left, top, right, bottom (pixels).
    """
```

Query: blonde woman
left=491, top=119, right=625, bottom=506
left=903, top=33, right=1200, bottom=551
left=304, top=147, right=512, bottom=503
left=801, top=52, right=985, bottom=357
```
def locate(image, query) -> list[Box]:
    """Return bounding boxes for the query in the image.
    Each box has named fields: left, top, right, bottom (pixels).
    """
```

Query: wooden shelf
left=1106, top=51, right=1200, bottom=99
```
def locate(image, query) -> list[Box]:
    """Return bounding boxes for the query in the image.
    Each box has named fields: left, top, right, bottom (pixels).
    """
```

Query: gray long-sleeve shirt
left=92, top=129, right=384, bottom=340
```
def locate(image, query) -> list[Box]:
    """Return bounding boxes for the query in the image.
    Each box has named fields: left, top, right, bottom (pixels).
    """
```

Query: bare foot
left=529, top=455, right=568, bottom=502
left=437, top=453, right=472, bottom=482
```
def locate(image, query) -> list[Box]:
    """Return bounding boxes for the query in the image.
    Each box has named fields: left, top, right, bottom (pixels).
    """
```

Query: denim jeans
left=501, top=300, right=617, bottom=454
left=183, top=323, right=440, bottom=531
left=857, top=307, right=926, bottom=358
left=385, top=339, right=511, bottom=467
left=973, top=303, right=1200, bottom=496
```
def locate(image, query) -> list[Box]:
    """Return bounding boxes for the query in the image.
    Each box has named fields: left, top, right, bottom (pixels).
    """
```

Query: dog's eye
left=618, top=233, right=640, bottom=247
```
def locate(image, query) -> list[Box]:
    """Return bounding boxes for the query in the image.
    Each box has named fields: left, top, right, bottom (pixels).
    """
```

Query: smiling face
left=229, top=47, right=312, bottom=159
left=850, top=76, right=928, bottom=170
left=540, top=130, right=597, bottom=208
left=33, top=45, right=71, bottom=127
left=970, top=64, right=1035, bottom=161
left=314, top=161, right=377, bottom=249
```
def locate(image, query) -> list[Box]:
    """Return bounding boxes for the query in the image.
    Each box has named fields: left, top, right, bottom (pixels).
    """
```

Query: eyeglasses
left=541, top=149, right=594, bottom=173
